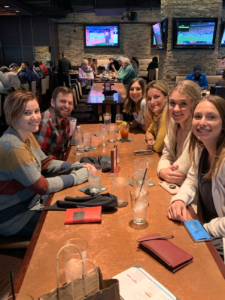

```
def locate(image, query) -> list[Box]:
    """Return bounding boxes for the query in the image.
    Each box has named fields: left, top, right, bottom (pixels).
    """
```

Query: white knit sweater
left=171, top=148, right=225, bottom=260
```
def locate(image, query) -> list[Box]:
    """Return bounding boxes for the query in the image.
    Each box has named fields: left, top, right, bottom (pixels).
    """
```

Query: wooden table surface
left=86, top=82, right=126, bottom=105
left=14, top=125, right=225, bottom=300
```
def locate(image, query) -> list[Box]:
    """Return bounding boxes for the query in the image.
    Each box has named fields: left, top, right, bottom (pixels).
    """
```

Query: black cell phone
left=184, top=219, right=211, bottom=243
left=134, top=150, right=154, bottom=156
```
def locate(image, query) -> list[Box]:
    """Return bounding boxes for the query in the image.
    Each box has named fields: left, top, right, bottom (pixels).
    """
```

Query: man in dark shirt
left=215, top=70, right=225, bottom=86
left=58, top=52, right=72, bottom=88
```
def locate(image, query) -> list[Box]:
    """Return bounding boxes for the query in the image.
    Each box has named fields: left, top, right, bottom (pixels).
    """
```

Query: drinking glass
left=113, top=175, right=129, bottom=207
left=83, top=132, right=92, bottom=151
left=63, top=238, right=88, bottom=283
left=120, top=122, right=129, bottom=140
left=75, top=144, right=84, bottom=156
left=133, top=158, right=148, bottom=176
left=130, top=190, right=149, bottom=225
left=108, top=124, right=117, bottom=142
left=115, top=114, right=123, bottom=132
left=103, top=113, right=111, bottom=125
left=88, top=164, right=102, bottom=193
left=133, top=174, right=149, bottom=193
left=99, top=124, right=108, bottom=147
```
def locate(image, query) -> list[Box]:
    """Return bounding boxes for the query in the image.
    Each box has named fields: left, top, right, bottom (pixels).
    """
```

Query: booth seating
left=176, top=75, right=222, bottom=89
left=97, top=58, right=158, bottom=79
left=216, top=68, right=224, bottom=75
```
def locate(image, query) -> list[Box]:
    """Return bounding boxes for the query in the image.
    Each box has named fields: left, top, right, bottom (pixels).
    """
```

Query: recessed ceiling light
left=4, top=6, right=9, bottom=8
left=15, top=11, right=20, bottom=12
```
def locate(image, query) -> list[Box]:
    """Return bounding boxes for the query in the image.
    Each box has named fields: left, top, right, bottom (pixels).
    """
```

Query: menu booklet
left=113, top=264, right=180, bottom=300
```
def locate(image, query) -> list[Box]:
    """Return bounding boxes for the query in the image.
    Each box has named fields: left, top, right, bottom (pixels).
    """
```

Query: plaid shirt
left=34, top=107, right=71, bottom=160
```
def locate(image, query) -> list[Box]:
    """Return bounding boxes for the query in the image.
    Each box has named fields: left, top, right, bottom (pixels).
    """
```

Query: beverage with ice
left=113, top=176, right=129, bottom=207
left=108, top=124, right=117, bottom=142
left=120, top=122, right=129, bottom=139
left=103, top=113, right=111, bottom=125
left=130, top=190, right=149, bottom=225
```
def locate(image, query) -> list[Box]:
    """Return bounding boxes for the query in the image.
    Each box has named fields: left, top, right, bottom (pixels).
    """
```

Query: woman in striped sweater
left=0, top=91, right=92, bottom=237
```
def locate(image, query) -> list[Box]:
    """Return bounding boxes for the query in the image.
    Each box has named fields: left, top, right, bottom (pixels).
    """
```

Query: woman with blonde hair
left=123, top=77, right=152, bottom=131
left=168, top=95, right=225, bottom=259
left=145, top=80, right=169, bottom=152
left=157, top=80, right=201, bottom=184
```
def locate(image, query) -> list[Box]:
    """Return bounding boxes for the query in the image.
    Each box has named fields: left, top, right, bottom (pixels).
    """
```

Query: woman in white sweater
left=168, top=95, right=225, bottom=260
left=157, top=80, right=201, bottom=184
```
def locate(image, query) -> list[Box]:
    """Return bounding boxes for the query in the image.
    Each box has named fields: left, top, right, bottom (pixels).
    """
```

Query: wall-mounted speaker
left=128, top=12, right=137, bottom=21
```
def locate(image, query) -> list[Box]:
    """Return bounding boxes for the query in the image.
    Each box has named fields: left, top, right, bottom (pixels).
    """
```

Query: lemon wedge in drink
left=121, top=121, right=127, bottom=126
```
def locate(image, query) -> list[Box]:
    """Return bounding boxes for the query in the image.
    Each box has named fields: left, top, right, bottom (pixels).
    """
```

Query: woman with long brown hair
left=145, top=80, right=169, bottom=152
left=157, top=80, right=201, bottom=184
left=167, top=95, right=225, bottom=260
left=123, top=77, right=152, bottom=131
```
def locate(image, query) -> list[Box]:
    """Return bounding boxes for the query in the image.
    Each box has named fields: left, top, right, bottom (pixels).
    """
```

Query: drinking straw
left=10, top=271, right=15, bottom=300
left=136, top=168, right=147, bottom=201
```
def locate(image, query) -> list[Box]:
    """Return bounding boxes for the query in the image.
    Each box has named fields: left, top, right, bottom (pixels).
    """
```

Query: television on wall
left=152, top=19, right=168, bottom=50
left=84, top=24, right=119, bottom=48
left=151, top=28, right=157, bottom=47
left=219, top=21, right=225, bottom=47
left=173, top=18, right=218, bottom=49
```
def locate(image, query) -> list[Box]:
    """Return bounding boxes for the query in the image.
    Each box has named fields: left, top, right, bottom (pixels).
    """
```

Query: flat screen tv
left=173, top=18, right=218, bottom=49
left=151, top=29, right=156, bottom=47
left=219, top=22, right=225, bottom=47
left=84, top=24, right=119, bottom=48
left=152, top=22, right=163, bottom=49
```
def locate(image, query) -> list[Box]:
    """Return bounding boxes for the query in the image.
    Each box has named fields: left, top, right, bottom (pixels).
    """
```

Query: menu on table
left=113, top=264, right=180, bottom=300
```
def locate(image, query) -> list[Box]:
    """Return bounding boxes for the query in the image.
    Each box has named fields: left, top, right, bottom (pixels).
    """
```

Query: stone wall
left=55, top=11, right=160, bottom=65
left=34, top=46, right=51, bottom=65
left=159, top=0, right=223, bottom=87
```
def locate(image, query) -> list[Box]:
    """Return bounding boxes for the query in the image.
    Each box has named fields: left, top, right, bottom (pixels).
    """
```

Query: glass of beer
left=116, top=114, right=123, bottom=132
left=120, top=122, right=129, bottom=140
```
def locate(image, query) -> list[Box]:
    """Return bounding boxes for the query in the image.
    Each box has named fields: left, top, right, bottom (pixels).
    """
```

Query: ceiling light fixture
left=4, top=6, right=9, bottom=8
left=15, top=11, right=20, bottom=12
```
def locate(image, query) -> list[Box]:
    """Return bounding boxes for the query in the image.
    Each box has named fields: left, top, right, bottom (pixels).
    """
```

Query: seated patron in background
left=79, top=59, right=94, bottom=94
left=217, top=56, right=225, bottom=68
left=18, top=62, right=41, bottom=89
left=34, top=86, right=73, bottom=160
left=39, top=61, right=49, bottom=76
left=6, top=63, right=20, bottom=89
left=90, top=59, right=97, bottom=75
left=215, top=70, right=225, bottom=87
left=113, top=58, right=136, bottom=85
left=186, top=65, right=208, bottom=90
left=158, top=80, right=201, bottom=184
left=106, top=58, right=114, bottom=71
left=0, top=70, right=11, bottom=91
left=33, top=60, right=45, bottom=79
left=130, top=57, right=139, bottom=76
left=147, top=57, right=158, bottom=70
left=123, top=78, right=152, bottom=131
left=111, top=57, right=123, bottom=74
left=145, top=81, right=169, bottom=153
left=58, top=52, right=72, bottom=88
left=0, top=90, right=91, bottom=237
left=167, top=95, right=225, bottom=260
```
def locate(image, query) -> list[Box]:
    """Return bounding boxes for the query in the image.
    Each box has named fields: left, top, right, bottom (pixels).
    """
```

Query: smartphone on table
left=184, top=219, right=211, bottom=242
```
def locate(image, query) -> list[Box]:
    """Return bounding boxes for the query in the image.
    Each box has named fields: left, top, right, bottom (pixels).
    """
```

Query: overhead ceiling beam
left=5, top=0, right=33, bottom=14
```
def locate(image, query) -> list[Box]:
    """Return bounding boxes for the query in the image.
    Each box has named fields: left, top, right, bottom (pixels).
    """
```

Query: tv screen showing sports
left=152, top=23, right=163, bottom=48
left=220, top=27, right=225, bottom=46
left=84, top=25, right=119, bottom=47
left=173, top=18, right=218, bottom=49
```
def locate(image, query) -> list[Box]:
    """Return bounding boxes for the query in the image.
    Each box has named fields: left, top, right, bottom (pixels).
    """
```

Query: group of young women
left=1, top=77, right=225, bottom=260
left=123, top=78, right=225, bottom=260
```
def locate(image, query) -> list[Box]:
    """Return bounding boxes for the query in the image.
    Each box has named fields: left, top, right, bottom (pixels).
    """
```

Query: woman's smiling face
left=147, top=87, right=167, bottom=115
left=129, top=82, right=143, bottom=103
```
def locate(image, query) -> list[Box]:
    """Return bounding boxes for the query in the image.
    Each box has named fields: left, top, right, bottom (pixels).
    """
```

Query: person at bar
left=145, top=81, right=169, bottom=152
left=78, top=59, right=94, bottom=94
left=34, top=86, right=73, bottom=160
left=6, top=63, right=20, bottom=89
left=167, top=95, right=225, bottom=260
left=123, top=77, right=152, bottom=131
left=113, top=57, right=136, bottom=85
left=157, top=80, right=201, bottom=184
left=0, top=90, right=93, bottom=237
left=185, top=65, right=208, bottom=90
left=58, top=52, right=72, bottom=88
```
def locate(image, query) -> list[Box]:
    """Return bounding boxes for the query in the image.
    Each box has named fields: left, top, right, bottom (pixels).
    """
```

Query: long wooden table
left=14, top=125, right=225, bottom=300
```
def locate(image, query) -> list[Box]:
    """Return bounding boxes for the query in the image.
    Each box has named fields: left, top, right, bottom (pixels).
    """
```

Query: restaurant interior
left=1, top=0, right=225, bottom=300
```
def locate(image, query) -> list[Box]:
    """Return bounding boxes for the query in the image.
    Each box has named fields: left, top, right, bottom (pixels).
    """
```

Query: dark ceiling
left=0, top=0, right=161, bottom=18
